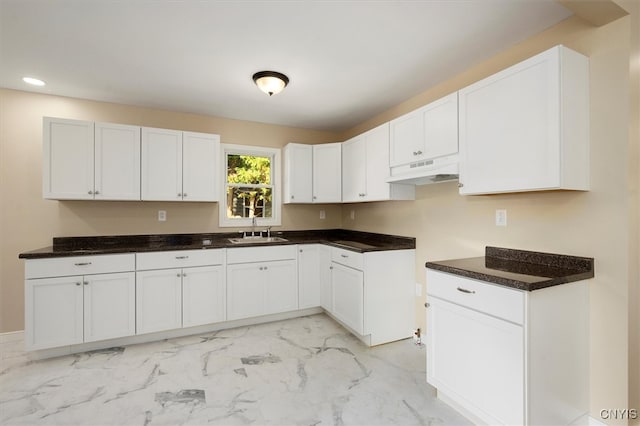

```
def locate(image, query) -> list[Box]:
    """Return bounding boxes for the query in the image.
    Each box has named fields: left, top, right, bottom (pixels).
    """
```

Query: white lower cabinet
left=426, top=269, right=589, bottom=425
left=226, top=246, right=298, bottom=321
left=25, top=272, right=135, bottom=350
left=136, top=249, right=225, bottom=334
left=298, top=244, right=326, bottom=309
left=331, top=262, right=364, bottom=335
left=135, top=269, right=183, bottom=334
left=329, top=247, right=415, bottom=345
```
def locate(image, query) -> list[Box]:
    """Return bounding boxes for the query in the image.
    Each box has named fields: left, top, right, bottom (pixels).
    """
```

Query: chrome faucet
left=251, top=216, right=257, bottom=236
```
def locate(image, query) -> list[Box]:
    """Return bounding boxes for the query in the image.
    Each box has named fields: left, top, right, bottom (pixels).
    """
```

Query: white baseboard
left=0, top=330, right=24, bottom=343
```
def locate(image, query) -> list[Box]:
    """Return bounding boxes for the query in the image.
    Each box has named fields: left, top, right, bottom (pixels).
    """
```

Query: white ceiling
left=0, top=0, right=572, bottom=132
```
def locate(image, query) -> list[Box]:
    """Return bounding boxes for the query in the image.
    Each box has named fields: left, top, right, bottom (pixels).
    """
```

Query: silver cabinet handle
left=182, top=272, right=187, bottom=277
left=416, top=150, right=423, bottom=155
left=88, top=190, right=93, bottom=195
left=457, top=287, right=475, bottom=294
left=341, top=254, right=349, bottom=258
left=183, top=193, right=187, bottom=197
left=291, top=195, right=295, bottom=199
left=299, top=249, right=303, bottom=253
left=175, top=256, right=189, bottom=259
left=177, top=273, right=181, bottom=277
left=424, top=302, right=430, bottom=308
left=94, top=190, right=100, bottom=195
left=83, top=281, right=89, bottom=286
left=74, top=262, right=92, bottom=266
left=75, top=282, right=81, bottom=286
left=458, top=183, right=464, bottom=188
left=313, top=196, right=317, bottom=200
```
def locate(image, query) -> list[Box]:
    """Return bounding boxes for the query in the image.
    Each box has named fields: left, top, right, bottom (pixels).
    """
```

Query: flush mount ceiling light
left=22, top=76, right=46, bottom=86
left=252, top=71, right=289, bottom=96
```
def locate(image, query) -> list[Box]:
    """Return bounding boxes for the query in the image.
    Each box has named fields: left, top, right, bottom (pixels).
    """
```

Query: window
left=219, top=144, right=281, bottom=227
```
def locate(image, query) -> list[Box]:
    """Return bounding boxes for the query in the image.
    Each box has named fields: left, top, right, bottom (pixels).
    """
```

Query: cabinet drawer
left=25, top=254, right=135, bottom=279
left=136, top=249, right=224, bottom=270
left=331, top=247, right=363, bottom=270
left=227, top=245, right=296, bottom=264
left=426, top=269, right=524, bottom=324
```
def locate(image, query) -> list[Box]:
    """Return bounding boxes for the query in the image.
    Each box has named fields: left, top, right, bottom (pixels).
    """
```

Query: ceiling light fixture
left=22, top=76, right=46, bottom=86
left=252, top=71, right=289, bottom=96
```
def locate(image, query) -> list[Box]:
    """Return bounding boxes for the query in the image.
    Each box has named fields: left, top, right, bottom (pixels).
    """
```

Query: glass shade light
left=252, top=71, right=289, bottom=96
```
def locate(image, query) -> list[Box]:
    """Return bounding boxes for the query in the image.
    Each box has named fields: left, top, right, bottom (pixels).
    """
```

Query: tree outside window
left=226, top=154, right=273, bottom=219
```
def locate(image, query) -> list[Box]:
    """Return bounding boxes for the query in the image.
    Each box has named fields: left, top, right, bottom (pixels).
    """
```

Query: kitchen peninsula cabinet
left=24, top=254, right=136, bottom=350
left=141, top=128, right=220, bottom=202
left=283, top=143, right=342, bottom=203
left=458, top=45, right=589, bottom=195
left=342, top=123, right=415, bottom=203
left=425, top=250, right=591, bottom=426
left=226, top=245, right=298, bottom=320
left=329, top=247, right=415, bottom=345
left=43, top=118, right=141, bottom=200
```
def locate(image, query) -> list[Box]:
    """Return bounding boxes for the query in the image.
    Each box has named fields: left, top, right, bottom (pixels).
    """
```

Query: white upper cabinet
left=283, top=143, right=313, bottom=203
left=458, top=45, right=589, bottom=195
left=312, top=143, right=342, bottom=203
left=283, top=142, right=342, bottom=204
left=342, top=123, right=415, bottom=202
left=142, top=128, right=220, bottom=201
left=182, top=131, right=220, bottom=201
left=43, top=118, right=141, bottom=200
left=141, top=127, right=183, bottom=201
left=94, top=122, right=141, bottom=200
left=389, top=92, right=458, bottom=167
left=43, top=117, right=94, bottom=200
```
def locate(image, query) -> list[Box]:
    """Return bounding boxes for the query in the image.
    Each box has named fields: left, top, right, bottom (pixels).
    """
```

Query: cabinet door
left=298, top=245, right=322, bottom=309
left=458, top=49, right=560, bottom=195
left=182, top=131, right=219, bottom=202
left=25, top=276, right=84, bottom=350
left=363, top=123, right=393, bottom=201
left=427, top=297, right=524, bottom=425
left=136, top=269, right=182, bottom=334
left=226, top=263, right=265, bottom=320
left=341, top=136, right=366, bottom=202
left=94, top=122, right=141, bottom=200
left=312, top=143, right=342, bottom=203
left=319, top=245, right=332, bottom=312
left=389, top=108, right=424, bottom=167
left=283, top=143, right=313, bottom=203
left=43, top=117, right=94, bottom=200
left=141, top=127, right=183, bottom=201
left=422, top=92, right=458, bottom=160
left=264, top=260, right=298, bottom=315
left=182, top=265, right=225, bottom=327
left=83, top=272, right=136, bottom=342
left=331, top=263, right=364, bottom=335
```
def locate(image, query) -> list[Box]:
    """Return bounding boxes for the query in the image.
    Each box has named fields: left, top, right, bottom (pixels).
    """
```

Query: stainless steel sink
left=228, top=236, right=288, bottom=244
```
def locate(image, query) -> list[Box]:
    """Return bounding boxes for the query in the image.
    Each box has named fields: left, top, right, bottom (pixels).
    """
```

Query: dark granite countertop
left=425, top=246, right=594, bottom=291
left=18, top=229, right=416, bottom=259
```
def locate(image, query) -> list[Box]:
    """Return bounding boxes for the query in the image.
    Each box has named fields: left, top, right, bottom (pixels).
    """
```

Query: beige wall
left=1, top=3, right=638, bottom=425
left=339, top=11, right=637, bottom=426
left=0, top=89, right=342, bottom=333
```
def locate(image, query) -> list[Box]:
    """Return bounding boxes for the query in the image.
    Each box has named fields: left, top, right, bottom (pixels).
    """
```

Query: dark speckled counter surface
left=18, top=229, right=416, bottom=259
left=425, top=246, right=594, bottom=291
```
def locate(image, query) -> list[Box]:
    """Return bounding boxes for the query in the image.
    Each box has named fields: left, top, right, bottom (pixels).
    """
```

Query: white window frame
left=219, top=144, right=281, bottom=228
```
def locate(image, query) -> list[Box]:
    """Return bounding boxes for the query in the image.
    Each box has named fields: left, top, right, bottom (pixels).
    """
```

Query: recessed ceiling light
left=22, top=77, right=46, bottom=86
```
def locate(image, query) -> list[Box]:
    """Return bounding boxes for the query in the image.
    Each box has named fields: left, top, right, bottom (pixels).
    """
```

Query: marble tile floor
left=0, top=314, right=471, bottom=426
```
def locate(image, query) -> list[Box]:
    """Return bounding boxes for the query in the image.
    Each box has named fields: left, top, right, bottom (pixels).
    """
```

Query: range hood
left=386, top=154, right=459, bottom=186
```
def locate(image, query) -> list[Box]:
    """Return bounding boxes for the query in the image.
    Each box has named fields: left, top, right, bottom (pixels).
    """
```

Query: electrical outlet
left=158, top=210, right=166, bottom=222
left=350, top=210, right=355, bottom=220
left=319, top=210, right=326, bottom=219
left=495, top=209, right=507, bottom=226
